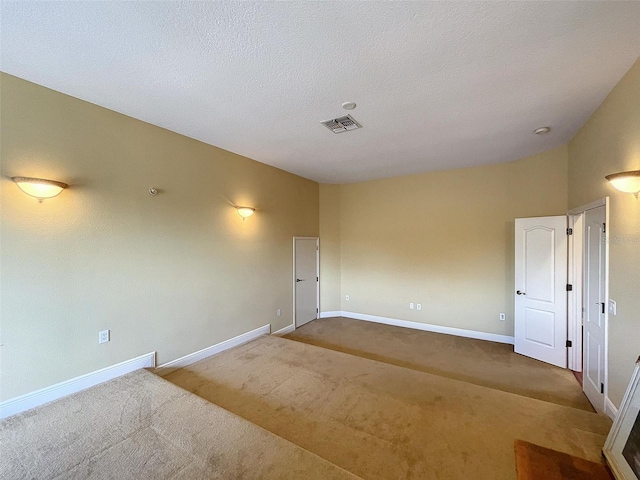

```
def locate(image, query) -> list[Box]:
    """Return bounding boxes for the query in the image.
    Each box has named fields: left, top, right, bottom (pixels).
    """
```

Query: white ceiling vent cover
left=321, top=114, right=362, bottom=134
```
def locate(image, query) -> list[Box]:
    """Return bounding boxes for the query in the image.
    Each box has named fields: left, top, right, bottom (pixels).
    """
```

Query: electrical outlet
left=499, top=313, right=506, bottom=321
left=276, top=309, right=282, bottom=317
left=608, top=300, right=617, bottom=315
left=99, top=330, right=110, bottom=344
left=410, top=303, right=414, bottom=310
left=416, top=304, right=422, bottom=311
left=346, top=294, right=350, bottom=301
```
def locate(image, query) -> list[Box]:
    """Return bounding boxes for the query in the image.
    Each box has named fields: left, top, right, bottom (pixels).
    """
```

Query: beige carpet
left=286, top=316, right=594, bottom=412
left=166, top=334, right=611, bottom=480
left=0, top=369, right=360, bottom=480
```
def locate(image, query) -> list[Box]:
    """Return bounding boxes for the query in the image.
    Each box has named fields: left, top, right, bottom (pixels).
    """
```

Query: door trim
left=567, top=212, right=584, bottom=372
left=567, top=197, right=607, bottom=215
left=567, top=197, right=610, bottom=415
left=293, top=236, right=320, bottom=328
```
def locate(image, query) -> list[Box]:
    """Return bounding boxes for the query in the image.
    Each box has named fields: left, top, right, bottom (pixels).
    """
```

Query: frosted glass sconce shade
left=12, top=176, right=68, bottom=201
left=236, top=206, right=255, bottom=219
left=605, top=171, right=640, bottom=198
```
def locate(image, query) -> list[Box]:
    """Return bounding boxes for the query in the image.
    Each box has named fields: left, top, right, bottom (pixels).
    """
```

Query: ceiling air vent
left=321, top=114, right=362, bottom=134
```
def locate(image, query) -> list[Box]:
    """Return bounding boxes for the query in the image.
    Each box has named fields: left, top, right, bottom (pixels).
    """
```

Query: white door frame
left=292, top=236, right=319, bottom=328
left=567, top=197, right=610, bottom=409
left=567, top=212, right=584, bottom=371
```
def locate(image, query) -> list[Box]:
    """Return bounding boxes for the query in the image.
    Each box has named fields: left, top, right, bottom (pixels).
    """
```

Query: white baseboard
left=154, top=324, right=270, bottom=376
left=321, top=310, right=515, bottom=345
left=0, top=352, right=156, bottom=420
left=272, top=323, right=295, bottom=336
left=605, top=395, right=618, bottom=420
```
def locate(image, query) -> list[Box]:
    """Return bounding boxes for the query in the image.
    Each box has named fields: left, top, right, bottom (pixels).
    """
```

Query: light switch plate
left=608, top=300, right=617, bottom=315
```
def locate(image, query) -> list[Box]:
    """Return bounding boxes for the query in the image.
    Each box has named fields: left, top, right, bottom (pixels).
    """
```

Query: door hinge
left=603, top=222, right=606, bottom=234
left=601, top=302, right=605, bottom=314
left=317, top=277, right=319, bottom=282
left=600, top=383, right=604, bottom=394
left=316, top=308, right=319, bottom=313
left=566, top=227, right=573, bottom=235
left=566, top=340, right=572, bottom=348
left=566, top=284, right=573, bottom=292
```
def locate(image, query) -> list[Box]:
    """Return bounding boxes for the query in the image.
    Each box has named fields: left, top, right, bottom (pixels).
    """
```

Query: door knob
left=296, top=279, right=304, bottom=282
left=516, top=290, right=526, bottom=295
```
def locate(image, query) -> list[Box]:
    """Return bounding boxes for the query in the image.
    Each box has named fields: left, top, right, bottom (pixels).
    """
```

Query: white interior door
left=583, top=205, right=607, bottom=412
left=515, top=216, right=568, bottom=368
left=294, top=237, right=318, bottom=328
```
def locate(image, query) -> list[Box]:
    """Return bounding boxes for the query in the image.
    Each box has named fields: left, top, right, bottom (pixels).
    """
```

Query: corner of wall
left=319, top=184, right=342, bottom=313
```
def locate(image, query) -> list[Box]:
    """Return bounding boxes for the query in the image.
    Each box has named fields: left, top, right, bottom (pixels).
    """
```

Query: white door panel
left=524, top=227, right=556, bottom=303
left=515, top=216, right=568, bottom=368
left=524, top=308, right=555, bottom=347
left=583, top=205, right=606, bottom=412
left=294, top=237, right=318, bottom=328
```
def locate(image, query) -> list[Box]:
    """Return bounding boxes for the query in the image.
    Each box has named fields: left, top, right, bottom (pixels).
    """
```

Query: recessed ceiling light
left=534, top=126, right=551, bottom=135
left=342, top=101, right=356, bottom=110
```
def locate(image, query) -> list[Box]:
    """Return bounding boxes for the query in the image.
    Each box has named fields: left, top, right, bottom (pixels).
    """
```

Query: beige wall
left=319, top=184, right=341, bottom=312
left=330, top=147, right=568, bottom=337
left=4, top=59, right=637, bottom=406
left=568, top=59, right=640, bottom=407
left=0, top=74, right=319, bottom=400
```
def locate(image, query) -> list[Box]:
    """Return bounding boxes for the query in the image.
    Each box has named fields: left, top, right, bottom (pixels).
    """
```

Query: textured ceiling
left=1, top=2, right=639, bottom=184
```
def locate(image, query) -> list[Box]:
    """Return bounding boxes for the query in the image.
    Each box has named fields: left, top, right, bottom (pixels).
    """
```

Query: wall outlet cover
left=499, top=313, right=506, bottom=321
left=409, top=303, right=414, bottom=309
left=346, top=295, right=350, bottom=301
left=98, top=330, right=110, bottom=344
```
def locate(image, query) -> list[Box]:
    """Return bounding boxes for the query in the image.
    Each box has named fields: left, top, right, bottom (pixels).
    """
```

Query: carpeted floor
left=285, top=316, right=594, bottom=412
left=165, top=333, right=611, bottom=480
left=3, top=318, right=610, bottom=479
left=0, top=369, right=359, bottom=480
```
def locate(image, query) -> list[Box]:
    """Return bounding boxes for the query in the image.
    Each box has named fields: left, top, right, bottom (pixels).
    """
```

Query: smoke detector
left=321, top=114, right=362, bottom=134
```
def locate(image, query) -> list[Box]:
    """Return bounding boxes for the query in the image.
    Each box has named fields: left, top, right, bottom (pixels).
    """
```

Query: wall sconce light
left=236, top=206, right=255, bottom=219
left=605, top=170, right=640, bottom=198
left=12, top=176, right=68, bottom=202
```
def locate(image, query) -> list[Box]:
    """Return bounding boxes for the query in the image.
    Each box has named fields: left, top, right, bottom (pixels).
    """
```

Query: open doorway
left=567, top=198, right=610, bottom=415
